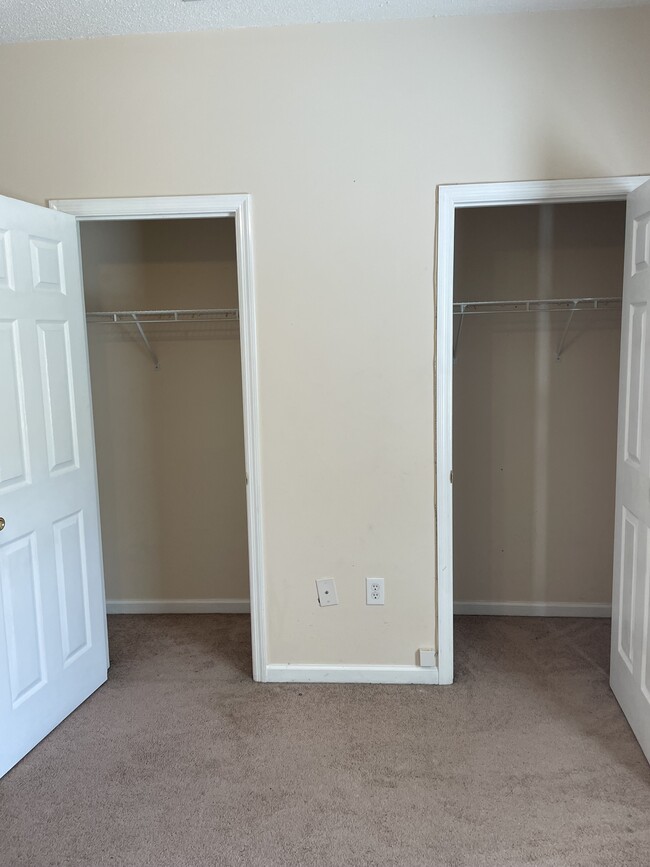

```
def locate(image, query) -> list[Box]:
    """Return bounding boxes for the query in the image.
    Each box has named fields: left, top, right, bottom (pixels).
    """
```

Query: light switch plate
left=316, top=577, right=338, bottom=607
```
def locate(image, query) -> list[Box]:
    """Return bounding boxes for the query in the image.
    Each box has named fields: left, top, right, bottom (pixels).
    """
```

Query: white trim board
left=454, top=602, right=611, bottom=618
left=106, top=599, right=251, bottom=614
left=265, top=664, right=439, bottom=685
left=435, top=176, right=650, bottom=687
left=50, top=194, right=268, bottom=682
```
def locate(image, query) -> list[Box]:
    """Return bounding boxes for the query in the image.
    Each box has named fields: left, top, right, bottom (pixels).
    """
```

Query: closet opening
left=451, top=200, right=625, bottom=673
left=429, top=176, right=650, bottom=694
left=78, top=215, right=252, bottom=674
left=435, top=178, right=650, bottom=687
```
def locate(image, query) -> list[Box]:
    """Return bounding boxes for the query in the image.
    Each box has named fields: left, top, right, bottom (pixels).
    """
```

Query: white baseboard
left=105, top=599, right=251, bottom=614
left=453, top=601, right=611, bottom=618
left=265, top=664, right=439, bottom=684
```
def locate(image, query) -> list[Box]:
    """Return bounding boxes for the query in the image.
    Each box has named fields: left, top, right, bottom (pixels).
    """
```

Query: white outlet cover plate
left=316, top=577, right=338, bottom=607
left=366, top=577, right=385, bottom=605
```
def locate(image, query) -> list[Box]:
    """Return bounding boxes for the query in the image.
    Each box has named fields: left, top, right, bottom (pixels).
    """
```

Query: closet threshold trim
left=86, top=308, right=239, bottom=325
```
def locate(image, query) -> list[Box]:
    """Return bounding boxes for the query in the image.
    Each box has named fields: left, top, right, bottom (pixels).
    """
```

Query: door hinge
left=449, top=470, right=453, bottom=484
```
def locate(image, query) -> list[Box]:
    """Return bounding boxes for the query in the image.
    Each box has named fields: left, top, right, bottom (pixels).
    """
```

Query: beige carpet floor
left=1, top=615, right=649, bottom=867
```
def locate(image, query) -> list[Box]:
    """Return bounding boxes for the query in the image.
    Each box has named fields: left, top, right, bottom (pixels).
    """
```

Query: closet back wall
left=80, top=218, right=249, bottom=607
left=453, top=202, right=625, bottom=608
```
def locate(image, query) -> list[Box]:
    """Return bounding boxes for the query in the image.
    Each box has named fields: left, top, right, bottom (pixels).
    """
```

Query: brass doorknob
left=0, top=517, right=5, bottom=531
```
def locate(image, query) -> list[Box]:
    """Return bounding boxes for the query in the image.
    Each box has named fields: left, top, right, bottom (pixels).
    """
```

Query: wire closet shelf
left=86, top=308, right=240, bottom=370
left=452, top=296, right=622, bottom=362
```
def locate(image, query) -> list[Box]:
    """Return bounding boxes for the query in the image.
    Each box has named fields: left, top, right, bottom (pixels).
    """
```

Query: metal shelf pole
left=130, top=313, right=160, bottom=370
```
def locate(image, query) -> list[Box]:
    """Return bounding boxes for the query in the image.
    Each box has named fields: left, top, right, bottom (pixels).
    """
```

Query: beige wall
left=80, top=218, right=249, bottom=603
left=1, top=8, right=649, bottom=664
left=453, top=202, right=625, bottom=605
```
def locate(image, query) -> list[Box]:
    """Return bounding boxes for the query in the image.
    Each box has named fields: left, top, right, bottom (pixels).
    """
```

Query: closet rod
left=452, top=296, right=622, bottom=362
left=86, top=308, right=239, bottom=325
left=85, top=308, right=239, bottom=370
left=453, top=297, right=621, bottom=315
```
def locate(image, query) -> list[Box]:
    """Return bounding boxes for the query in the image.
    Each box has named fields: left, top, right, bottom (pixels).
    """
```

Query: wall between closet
left=453, top=202, right=625, bottom=607
left=80, top=218, right=249, bottom=605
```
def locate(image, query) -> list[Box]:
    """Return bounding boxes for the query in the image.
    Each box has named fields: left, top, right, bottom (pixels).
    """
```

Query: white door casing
left=0, top=195, right=108, bottom=778
left=610, top=179, right=650, bottom=762
left=50, top=194, right=267, bottom=683
left=436, top=176, right=650, bottom=691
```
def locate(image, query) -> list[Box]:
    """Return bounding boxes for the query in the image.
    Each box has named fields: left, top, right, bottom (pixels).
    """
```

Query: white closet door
left=611, top=178, right=650, bottom=763
left=0, top=195, right=107, bottom=778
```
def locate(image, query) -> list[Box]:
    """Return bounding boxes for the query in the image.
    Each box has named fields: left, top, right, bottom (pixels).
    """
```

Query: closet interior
left=453, top=201, right=626, bottom=616
left=79, top=217, right=249, bottom=626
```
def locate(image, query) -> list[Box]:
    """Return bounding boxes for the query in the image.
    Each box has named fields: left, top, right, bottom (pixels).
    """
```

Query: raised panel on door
left=624, top=302, right=646, bottom=468
left=37, top=321, right=79, bottom=475
left=29, top=236, right=66, bottom=294
left=641, top=549, right=650, bottom=706
left=0, top=532, right=47, bottom=708
left=0, top=229, right=14, bottom=290
left=0, top=320, right=30, bottom=492
left=53, top=511, right=91, bottom=666
left=617, top=507, right=639, bottom=673
left=633, top=211, right=650, bottom=275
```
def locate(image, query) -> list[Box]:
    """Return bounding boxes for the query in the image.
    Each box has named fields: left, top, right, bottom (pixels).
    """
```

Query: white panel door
left=611, top=179, right=650, bottom=763
left=0, top=195, right=107, bottom=777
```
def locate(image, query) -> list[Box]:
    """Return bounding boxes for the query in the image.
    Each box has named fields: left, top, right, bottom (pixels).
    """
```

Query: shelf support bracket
left=131, top=314, right=160, bottom=369
left=453, top=304, right=465, bottom=362
left=556, top=301, right=578, bottom=361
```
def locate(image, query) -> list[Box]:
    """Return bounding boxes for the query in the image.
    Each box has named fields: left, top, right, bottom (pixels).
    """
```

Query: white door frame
left=48, top=195, right=267, bottom=682
left=435, top=176, right=649, bottom=685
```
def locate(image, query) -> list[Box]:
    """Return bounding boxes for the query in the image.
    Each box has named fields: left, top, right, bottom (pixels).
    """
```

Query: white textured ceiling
left=0, top=0, right=648, bottom=44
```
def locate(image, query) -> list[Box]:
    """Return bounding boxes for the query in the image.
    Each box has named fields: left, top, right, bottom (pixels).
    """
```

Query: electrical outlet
left=316, top=577, right=338, bottom=607
left=366, top=577, right=384, bottom=605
